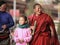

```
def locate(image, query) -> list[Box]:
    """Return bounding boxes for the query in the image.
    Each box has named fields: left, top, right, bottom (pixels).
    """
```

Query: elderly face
left=0, top=4, right=7, bottom=11
left=34, top=5, right=42, bottom=15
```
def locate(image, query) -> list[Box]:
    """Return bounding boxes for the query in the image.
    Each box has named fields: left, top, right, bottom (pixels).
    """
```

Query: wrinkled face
left=0, top=4, right=7, bottom=11
left=34, top=5, right=41, bottom=14
left=19, top=17, right=26, bottom=25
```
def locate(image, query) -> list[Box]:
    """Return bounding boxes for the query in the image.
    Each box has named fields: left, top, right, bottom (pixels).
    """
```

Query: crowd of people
left=0, top=1, right=60, bottom=45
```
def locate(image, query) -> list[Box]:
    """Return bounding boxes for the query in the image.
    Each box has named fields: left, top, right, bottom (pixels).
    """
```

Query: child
left=13, top=16, right=32, bottom=45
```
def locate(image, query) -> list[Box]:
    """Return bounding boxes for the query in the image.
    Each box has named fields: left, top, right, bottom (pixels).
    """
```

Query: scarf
left=18, top=23, right=29, bottom=28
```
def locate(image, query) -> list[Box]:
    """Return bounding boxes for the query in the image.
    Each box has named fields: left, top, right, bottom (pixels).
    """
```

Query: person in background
left=0, top=1, right=14, bottom=45
left=28, top=3, right=60, bottom=45
left=13, top=16, right=32, bottom=45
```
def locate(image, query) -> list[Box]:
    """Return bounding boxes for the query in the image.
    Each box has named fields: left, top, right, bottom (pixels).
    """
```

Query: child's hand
left=19, top=39, right=24, bottom=43
left=11, top=32, right=14, bottom=36
left=16, top=39, right=20, bottom=43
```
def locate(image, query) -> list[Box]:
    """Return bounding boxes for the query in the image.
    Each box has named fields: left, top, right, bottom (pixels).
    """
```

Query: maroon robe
left=28, top=13, right=60, bottom=45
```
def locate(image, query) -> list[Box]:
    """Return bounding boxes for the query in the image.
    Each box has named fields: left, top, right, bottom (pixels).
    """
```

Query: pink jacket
left=13, top=27, right=32, bottom=45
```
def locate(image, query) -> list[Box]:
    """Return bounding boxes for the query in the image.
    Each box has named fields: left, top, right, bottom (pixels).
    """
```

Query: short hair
left=0, top=1, right=7, bottom=6
left=33, top=3, right=42, bottom=9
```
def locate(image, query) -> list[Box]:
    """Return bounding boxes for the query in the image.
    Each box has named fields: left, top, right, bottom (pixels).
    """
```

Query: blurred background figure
left=0, top=1, right=14, bottom=45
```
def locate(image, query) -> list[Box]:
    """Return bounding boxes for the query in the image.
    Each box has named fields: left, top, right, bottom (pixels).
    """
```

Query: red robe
left=28, top=13, right=60, bottom=45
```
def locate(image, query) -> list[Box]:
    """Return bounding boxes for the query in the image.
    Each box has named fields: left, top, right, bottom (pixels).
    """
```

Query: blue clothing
left=0, top=11, right=14, bottom=31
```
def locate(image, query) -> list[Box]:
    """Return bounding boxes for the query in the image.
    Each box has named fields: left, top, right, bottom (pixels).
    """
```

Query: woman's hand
left=50, top=26, right=54, bottom=37
left=2, top=25, right=7, bottom=29
left=30, top=26, right=35, bottom=30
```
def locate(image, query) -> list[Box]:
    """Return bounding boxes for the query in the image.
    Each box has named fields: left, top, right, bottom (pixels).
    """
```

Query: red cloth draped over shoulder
left=28, top=13, right=60, bottom=45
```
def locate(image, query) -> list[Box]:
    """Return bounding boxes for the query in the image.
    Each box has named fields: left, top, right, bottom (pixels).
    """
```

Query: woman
left=0, top=1, right=14, bottom=45
left=28, top=3, right=59, bottom=45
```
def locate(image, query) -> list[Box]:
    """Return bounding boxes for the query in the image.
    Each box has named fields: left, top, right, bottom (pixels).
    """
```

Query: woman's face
left=34, top=5, right=41, bottom=14
left=19, top=17, right=25, bottom=25
left=0, top=4, right=7, bottom=11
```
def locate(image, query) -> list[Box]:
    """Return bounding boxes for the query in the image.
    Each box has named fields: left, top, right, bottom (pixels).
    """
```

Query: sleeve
left=24, top=28, right=32, bottom=42
left=47, top=16, right=56, bottom=31
left=47, top=16, right=55, bottom=27
left=47, top=16, right=60, bottom=45
left=6, top=14, right=14, bottom=28
left=28, top=14, right=34, bottom=26
left=13, top=29, right=19, bottom=42
left=47, top=15, right=58, bottom=38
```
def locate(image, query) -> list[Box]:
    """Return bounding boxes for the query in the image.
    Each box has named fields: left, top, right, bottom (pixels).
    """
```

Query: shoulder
left=5, top=12, right=12, bottom=17
left=14, top=27, right=22, bottom=32
left=14, top=27, right=20, bottom=31
left=26, top=28, right=31, bottom=32
left=43, top=13, right=52, bottom=19
left=44, top=13, right=51, bottom=18
left=42, top=13, right=49, bottom=17
left=44, top=14, right=53, bottom=22
left=28, top=14, right=34, bottom=18
left=5, top=12, right=10, bottom=15
left=46, top=14, right=52, bottom=20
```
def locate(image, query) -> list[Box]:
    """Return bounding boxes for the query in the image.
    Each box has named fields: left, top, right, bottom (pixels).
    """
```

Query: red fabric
left=0, top=36, right=8, bottom=38
left=28, top=13, right=60, bottom=45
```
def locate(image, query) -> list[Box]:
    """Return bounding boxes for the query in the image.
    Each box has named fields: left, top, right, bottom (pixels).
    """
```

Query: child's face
left=19, top=17, right=26, bottom=25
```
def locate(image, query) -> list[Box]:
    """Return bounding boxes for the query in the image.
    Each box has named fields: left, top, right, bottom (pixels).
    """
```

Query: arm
left=6, top=14, right=14, bottom=28
left=50, top=26, right=54, bottom=37
left=2, top=14, right=14, bottom=30
left=47, top=15, right=57, bottom=38
left=28, top=14, right=35, bottom=35
left=24, top=28, right=32, bottom=42
left=47, top=16, right=60, bottom=45
left=13, top=29, right=19, bottom=43
left=28, top=14, right=34, bottom=26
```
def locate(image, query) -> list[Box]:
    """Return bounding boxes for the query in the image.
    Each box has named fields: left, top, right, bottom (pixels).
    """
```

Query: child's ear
left=25, top=21, right=27, bottom=23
